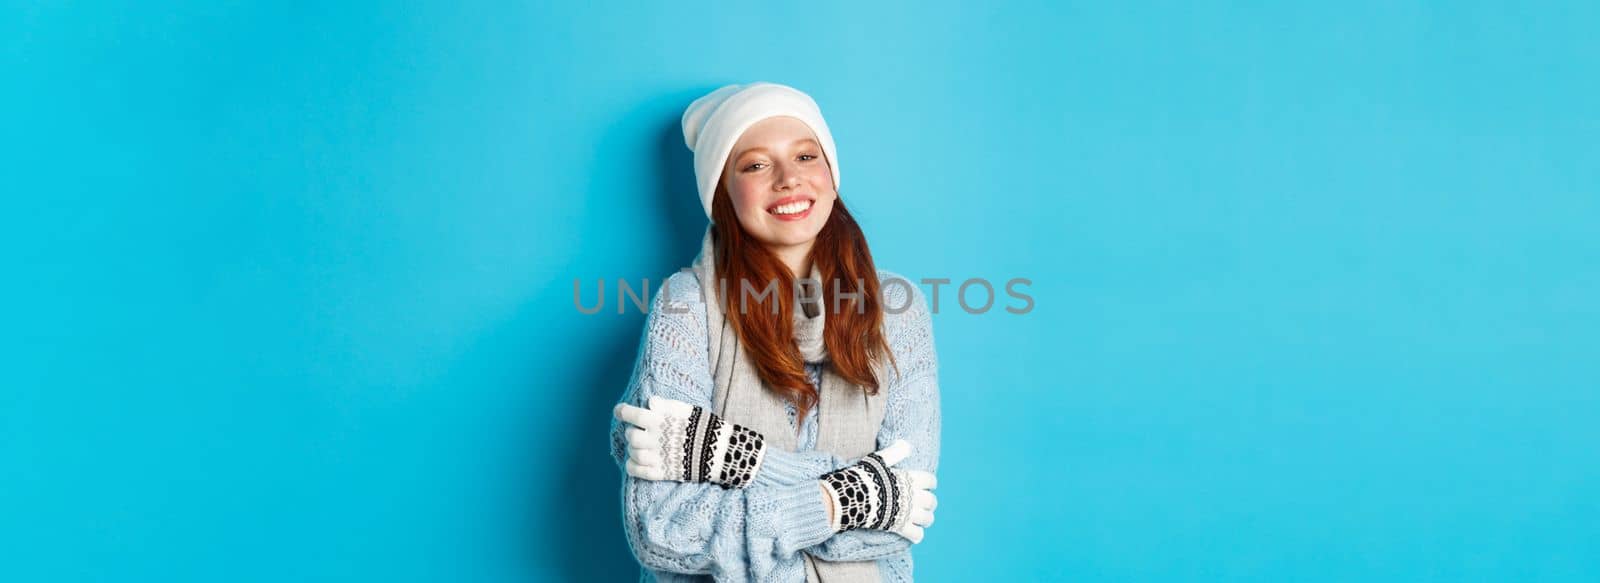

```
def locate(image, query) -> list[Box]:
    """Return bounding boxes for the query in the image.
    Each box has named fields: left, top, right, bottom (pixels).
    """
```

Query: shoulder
left=638, top=270, right=710, bottom=363
left=875, top=270, right=930, bottom=334
left=626, top=270, right=714, bottom=403
left=659, top=269, right=707, bottom=308
left=875, top=269, right=938, bottom=385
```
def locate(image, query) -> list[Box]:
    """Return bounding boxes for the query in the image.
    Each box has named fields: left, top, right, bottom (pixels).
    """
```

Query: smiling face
left=721, top=116, right=838, bottom=253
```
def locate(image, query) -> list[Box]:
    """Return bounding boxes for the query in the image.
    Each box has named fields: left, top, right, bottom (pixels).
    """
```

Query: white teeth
left=771, top=200, right=812, bottom=215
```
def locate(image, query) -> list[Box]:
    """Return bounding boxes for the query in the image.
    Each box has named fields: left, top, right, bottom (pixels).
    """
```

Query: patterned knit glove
left=819, top=440, right=939, bottom=543
left=613, top=396, right=769, bottom=489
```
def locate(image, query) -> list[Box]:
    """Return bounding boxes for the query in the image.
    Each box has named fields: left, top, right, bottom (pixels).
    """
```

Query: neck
left=770, top=241, right=814, bottom=279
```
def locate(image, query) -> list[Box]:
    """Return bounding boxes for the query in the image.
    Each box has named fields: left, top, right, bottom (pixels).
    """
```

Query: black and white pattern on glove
left=617, top=397, right=768, bottom=489
left=820, top=452, right=913, bottom=532
left=814, top=439, right=938, bottom=543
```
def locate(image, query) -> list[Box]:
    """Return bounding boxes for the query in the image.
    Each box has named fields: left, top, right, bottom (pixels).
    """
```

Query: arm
left=805, top=279, right=942, bottom=562
left=613, top=273, right=848, bottom=488
left=610, top=275, right=837, bottom=580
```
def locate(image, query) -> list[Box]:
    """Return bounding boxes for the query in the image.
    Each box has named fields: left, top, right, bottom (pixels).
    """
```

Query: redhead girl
left=611, top=82, right=942, bottom=582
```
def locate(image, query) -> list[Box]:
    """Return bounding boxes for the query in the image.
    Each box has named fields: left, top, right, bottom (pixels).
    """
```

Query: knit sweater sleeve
left=610, top=273, right=841, bottom=580
left=805, top=273, right=942, bottom=565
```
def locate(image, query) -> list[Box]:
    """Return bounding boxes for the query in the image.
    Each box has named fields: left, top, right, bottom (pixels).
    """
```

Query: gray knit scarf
left=688, top=226, right=889, bottom=583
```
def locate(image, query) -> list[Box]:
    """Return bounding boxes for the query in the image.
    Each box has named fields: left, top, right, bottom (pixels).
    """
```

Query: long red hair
left=709, top=185, right=897, bottom=425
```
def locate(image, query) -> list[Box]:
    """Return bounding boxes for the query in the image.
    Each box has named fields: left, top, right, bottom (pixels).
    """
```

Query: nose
left=774, top=162, right=803, bottom=190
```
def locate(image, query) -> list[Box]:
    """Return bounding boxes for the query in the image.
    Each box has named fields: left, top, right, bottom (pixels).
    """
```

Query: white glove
left=819, top=439, right=939, bottom=543
left=613, top=396, right=769, bottom=489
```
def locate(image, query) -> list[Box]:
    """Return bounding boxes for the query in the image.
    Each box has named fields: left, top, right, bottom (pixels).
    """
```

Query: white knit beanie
left=680, top=82, right=841, bottom=220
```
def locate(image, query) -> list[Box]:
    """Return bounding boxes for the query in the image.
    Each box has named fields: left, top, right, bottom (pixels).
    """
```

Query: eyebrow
left=735, top=138, right=821, bottom=160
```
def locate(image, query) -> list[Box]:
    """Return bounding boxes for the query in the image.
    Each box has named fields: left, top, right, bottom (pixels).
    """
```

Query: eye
left=742, top=162, right=767, bottom=172
left=798, top=154, right=817, bottom=162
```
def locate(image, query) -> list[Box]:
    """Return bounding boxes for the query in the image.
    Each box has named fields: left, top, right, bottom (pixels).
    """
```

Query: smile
left=767, top=196, right=815, bottom=221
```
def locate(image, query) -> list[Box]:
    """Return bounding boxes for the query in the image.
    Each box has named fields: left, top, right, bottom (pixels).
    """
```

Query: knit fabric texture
left=610, top=269, right=942, bottom=582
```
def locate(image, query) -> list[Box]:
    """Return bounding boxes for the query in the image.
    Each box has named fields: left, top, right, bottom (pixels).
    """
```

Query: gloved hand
left=613, top=396, right=769, bottom=489
left=819, top=439, right=939, bottom=543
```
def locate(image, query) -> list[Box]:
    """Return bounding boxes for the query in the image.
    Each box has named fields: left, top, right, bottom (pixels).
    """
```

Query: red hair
left=709, top=186, right=898, bottom=426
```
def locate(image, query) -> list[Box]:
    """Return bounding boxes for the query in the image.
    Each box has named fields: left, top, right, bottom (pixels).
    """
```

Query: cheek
left=728, top=179, right=766, bottom=215
left=805, top=165, right=836, bottom=193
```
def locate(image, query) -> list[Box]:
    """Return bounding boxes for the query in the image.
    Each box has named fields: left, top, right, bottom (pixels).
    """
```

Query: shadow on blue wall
left=531, top=93, right=708, bottom=581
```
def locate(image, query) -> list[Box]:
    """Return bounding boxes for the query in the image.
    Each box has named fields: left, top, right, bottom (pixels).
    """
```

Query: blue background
left=4, top=1, right=1597, bottom=581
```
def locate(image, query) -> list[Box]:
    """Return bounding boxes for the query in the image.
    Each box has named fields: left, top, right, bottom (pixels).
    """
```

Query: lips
left=766, top=195, right=815, bottom=214
left=766, top=195, right=815, bottom=222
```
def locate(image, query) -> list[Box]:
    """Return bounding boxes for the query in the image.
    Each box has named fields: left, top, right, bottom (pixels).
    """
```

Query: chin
left=776, top=221, right=828, bottom=242
left=759, top=232, right=810, bottom=248
left=751, top=226, right=811, bottom=247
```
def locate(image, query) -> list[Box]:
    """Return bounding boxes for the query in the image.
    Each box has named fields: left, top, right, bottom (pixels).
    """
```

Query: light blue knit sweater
left=610, top=269, right=942, bottom=582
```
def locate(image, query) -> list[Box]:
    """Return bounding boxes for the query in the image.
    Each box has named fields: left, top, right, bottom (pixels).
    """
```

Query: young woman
left=610, top=82, right=942, bottom=582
